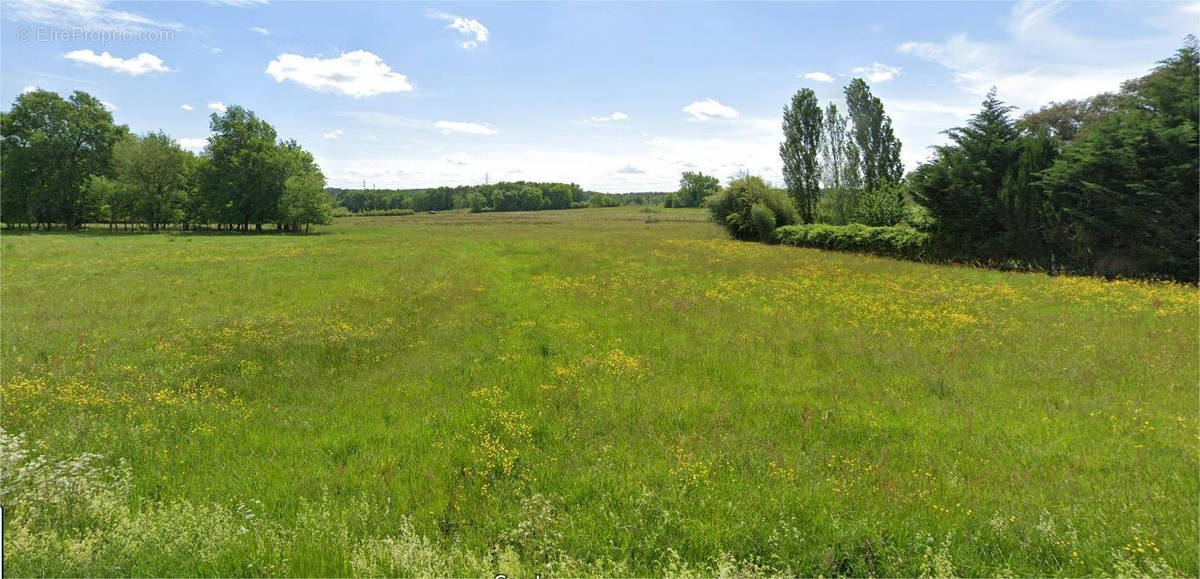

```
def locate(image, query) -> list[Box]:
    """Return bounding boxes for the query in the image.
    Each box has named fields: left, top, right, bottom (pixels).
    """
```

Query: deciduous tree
left=780, top=89, right=823, bottom=223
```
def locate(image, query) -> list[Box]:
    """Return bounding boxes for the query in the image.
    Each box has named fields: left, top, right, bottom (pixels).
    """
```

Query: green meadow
left=2, top=207, right=1197, bottom=577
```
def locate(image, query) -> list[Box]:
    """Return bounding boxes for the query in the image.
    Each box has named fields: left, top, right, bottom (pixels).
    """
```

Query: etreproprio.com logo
left=15, top=26, right=175, bottom=43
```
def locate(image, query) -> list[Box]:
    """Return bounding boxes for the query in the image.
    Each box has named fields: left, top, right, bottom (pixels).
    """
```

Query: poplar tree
left=780, top=89, right=823, bottom=223
left=844, top=78, right=903, bottom=194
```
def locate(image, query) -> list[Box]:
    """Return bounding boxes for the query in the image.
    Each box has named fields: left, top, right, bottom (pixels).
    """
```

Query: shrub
left=775, top=223, right=932, bottom=260
left=854, top=182, right=908, bottom=227
left=707, top=175, right=799, bottom=241
left=748, top=204, right=777, bottom=242
left=342, top=208, right=416, bottom=217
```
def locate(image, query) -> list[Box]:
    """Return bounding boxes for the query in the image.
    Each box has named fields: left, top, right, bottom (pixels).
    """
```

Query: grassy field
left=2, top=207, right=1197, bottom=577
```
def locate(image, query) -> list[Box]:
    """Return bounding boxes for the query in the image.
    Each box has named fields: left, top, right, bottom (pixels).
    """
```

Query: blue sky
left=2, top=1, right=1196, bottom=192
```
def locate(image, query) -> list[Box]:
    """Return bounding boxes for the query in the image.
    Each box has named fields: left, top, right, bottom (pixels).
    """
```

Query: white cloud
left=180, top=104, right=194, bottom=111
left=178, top=138, right=207, bottom=150
left=250, top=26, right=270, bottom=35
left=895, top=1, right=1168, bottom=111
left=21, top=85, right=38, bottom=94
left=100, top=100, right=117, bottom=111
left=588, top=111, right=629, bottom=123
left=853, top=62, right=901, bottom=83
left=682, top=98, right=739, bottom=121
left=64, top=50, right=170, bottom=76
left=318, top=107, right=789, bottom=192
left=890, top=0, right=1189, bottom=170
left=265, top=50, right=413, bottom=98
left=316, top=124, right=784, bottom=193
left=1010, top=0, right=1067, bottom=37
left=323, top=129, right=344, bottom=140
left=210, top=0, right=268, bottom=6
left=427, top=11, right=489, bottom=49
left=800, top=72, right=834, bottom=83
left=434, top=120, right=498, bottom=135
left=208, top=101, right=227, bottom=113
left=3, top=0, right=183, bottom=32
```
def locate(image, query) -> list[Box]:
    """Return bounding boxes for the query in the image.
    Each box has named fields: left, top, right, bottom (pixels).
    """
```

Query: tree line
left=702, top=39, right=1198, bottom=281
left=1, top=92, right=332, bottom=232
left=330, top=184, right=671, bottom=214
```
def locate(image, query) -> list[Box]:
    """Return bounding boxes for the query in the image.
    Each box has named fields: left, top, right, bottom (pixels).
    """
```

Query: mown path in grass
left=2, top=207, right=1197, bottom=576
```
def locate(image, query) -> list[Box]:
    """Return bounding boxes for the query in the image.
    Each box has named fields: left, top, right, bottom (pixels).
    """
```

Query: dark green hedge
left=774, top=223, right=932, bottom=260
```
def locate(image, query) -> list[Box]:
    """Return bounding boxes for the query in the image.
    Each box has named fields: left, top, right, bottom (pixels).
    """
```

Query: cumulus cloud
left=250, top=26, right=270, bottom=35
left=682, top=98, right=739, bottom=121
left=615, top=165, right=645, bottom=174
left=64, top=50, right=170, bottom=75
left=100, top=100, right=117, bottom=111
left=427, top=11, right=489, bottom=49
left=589, top=111, right=629, bottom=122
left=853, top=62, right=901, bottom=83
left=265, top=50, right=413, bottom=97
left=800, top=72, right=834, bottom=82
left=434, top=120, right=498, bottom=135
left=323, top=129, right=344, bottom=140
left=208, top=101, right=227, bottom=113
left=180, top=103, right=194, bottom=111
left=21, top=85, right=38, bottom=94
left=177, top=138, right=207, bottom=150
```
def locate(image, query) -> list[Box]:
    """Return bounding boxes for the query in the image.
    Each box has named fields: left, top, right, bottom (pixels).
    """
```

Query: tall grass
left=2, top=207, right=1196, bottom=576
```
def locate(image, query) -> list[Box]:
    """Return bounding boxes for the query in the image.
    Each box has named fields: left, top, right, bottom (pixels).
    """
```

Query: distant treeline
left=328, top=184, right=670, bottom=214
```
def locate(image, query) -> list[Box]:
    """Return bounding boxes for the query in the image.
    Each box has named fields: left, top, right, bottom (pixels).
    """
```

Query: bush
left=854, top=182, right=908, bottom=227
left=707, top=175, right=799, bottom=241
left=775, top=223, right=932, bottom=260
left=341, top=208, right=415, bottom=217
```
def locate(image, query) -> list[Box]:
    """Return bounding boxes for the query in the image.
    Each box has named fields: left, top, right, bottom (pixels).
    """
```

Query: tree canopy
left=1, top=90, right=125, bottom=228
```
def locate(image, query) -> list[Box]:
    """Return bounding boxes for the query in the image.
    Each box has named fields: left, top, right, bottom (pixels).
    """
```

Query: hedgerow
left=774, top=223, right=932, bottom=260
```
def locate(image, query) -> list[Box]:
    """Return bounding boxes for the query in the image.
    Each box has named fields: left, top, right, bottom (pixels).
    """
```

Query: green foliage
left=854, top=180, right=908, bottom=227
left=818, top=103, right=863, bottom=225
left=675, top=171, right=720, bottom=208
left=911, top=89, right=1057, bottom=262
left=707, top=174, right=799, bottom=241
left=748, top=203, right=778, bottom=242
left=0, top=89, right=124, bottom=228
left=845, top=78, right=903, bottom=193
left=910, top=39, right=1198, bottom=280
left=84, top=175, right=133, bottom=228
left=821, top=102, right=862, bottom=192
left=331, top=182, right=626, bottom=213
left=780, top=89, right=823, bottom=223
left=1039, top=39, right=1199, bottom=280
left=1018, top=92, right=1121, bottom=141
left=775, top=222, right=932, bottom=259
left=112, top=131, right=192, bottom=230
left=494, top=183, right=546, bottom=211
left=280, top=171, right=332, bottom=232
left=202, top=106, right=283, bottom=230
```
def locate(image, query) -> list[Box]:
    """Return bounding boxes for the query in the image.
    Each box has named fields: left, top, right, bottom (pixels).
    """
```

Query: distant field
left=2, top=207, right=1197, bottom=576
